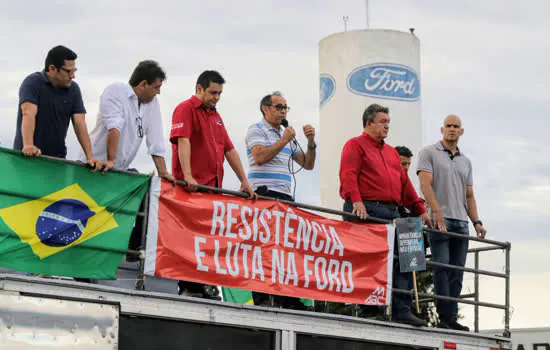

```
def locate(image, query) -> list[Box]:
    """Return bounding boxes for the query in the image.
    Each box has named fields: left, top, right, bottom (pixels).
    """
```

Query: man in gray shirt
left=417, top=114, right=487, bottom=331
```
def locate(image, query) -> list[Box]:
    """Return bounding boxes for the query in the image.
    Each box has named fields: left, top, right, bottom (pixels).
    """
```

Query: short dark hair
left=395, top=146, right=413, bottom=158
left=129, top=60, right=166, bottom=87
left=260, top=91, right=283, bottom=116
left=362, top=103, right=389, bottom=128
left=44, top=45, right=77, bottom=71
left=196, top=70, right=225, bottom=90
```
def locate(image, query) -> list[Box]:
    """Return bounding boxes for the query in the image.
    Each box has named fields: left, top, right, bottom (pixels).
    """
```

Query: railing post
left=136, top=189, right=150, bottom=291
left=474, top=251, right=479, bottom=333
left=504, top=243, right=511, bottom=337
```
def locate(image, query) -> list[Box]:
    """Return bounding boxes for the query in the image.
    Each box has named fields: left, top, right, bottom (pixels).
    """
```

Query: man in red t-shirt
left=339, top=103, right=430, bottom=327
left=170, top=70, right=254, bottom=299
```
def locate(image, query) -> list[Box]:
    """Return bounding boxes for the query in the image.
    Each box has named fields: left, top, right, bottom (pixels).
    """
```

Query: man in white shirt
left=84, top=60, right=172, bottom=178
left=83, top=60, right=174, bottom=260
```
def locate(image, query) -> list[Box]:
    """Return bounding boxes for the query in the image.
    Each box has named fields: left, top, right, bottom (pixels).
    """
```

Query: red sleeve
left=339, top=139, right=363, bottom=203
left=170, top=102, right=193, bottom=144
left=400, top=167, right=426, bottom=215
left=223, top=125, right=234, bottom=153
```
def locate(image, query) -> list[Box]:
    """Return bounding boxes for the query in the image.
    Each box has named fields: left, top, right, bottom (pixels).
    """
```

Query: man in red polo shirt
left=339, top=103, right=430, bottom=327
left=170, top=70, right=254, bottom=299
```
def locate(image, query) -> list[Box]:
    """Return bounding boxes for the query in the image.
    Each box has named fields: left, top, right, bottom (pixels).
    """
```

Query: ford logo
left=347, top=63, right=420, bottom=101
left=319, top=74, right=336, bottom=107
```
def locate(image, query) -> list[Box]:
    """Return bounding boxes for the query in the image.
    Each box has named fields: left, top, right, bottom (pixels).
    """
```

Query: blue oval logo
left=319, top=74, right=336, bottom=107
left=347, top=63, right=420, bottom=101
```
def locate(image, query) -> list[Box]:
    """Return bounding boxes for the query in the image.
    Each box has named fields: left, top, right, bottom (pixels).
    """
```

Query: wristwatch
left=473, top=220, right=483, bottom=227
left=308, top=143, right=317, bottom=150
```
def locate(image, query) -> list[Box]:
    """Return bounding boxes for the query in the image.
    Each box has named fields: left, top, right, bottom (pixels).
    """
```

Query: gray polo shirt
left=417, top=142, right=473, bottom=222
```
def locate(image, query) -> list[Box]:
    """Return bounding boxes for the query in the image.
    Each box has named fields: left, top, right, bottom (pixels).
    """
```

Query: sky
left=1, top=0, right=549, bottom=331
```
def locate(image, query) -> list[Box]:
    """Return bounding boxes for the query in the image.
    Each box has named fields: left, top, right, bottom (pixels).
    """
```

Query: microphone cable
left=281, top=119, right=306, bottom=200
left=288, top=136, right=306, bottom=201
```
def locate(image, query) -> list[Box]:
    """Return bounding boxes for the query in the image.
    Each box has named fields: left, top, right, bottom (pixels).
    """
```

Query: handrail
left=0, top=153, right=511, bottom=336
left=392, top=289, right=507, bottom=310
left=167, top=179, right=511, bottom=335
left=427, top=261, right=507, bottom=278
left=183, top=180, right=390, bottom=224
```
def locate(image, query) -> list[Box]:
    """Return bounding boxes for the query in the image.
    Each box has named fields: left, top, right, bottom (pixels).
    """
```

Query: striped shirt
left=246, top=118, right=294, bottom=196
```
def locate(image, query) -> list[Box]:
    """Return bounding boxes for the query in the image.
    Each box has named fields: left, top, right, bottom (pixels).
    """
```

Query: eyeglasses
left=265, top=104, right=291, bottom=112
left=59, top=67, right=78, bottom=75
left=136, top=117, right=144, bottom=138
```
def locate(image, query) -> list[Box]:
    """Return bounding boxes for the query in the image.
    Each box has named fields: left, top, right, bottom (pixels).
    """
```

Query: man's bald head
left=443, top=114, right=462, bottom=127
left=441, top=114, right=464, bottom=143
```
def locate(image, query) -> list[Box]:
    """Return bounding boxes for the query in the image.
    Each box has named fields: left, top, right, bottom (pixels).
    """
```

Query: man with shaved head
left=417, top=115, right=487, bottom=331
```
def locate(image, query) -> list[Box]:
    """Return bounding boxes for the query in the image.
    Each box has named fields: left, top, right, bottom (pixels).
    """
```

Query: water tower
left=319, top=29, right=422, bottom=211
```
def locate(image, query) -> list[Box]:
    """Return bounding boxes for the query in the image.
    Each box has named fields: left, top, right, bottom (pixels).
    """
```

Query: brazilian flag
left=222, top=287, right=255, bottom=305
left=0, top=147, right=149, bottom=279
left=222, top=287, right=313, bottom=307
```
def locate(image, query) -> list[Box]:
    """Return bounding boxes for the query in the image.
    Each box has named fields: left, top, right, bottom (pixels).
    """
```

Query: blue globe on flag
left=36, top=199, right=96, bottom=247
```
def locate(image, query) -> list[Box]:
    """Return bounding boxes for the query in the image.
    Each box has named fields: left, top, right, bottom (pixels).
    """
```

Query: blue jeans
left=343, top=201, right=412, bottom=318
left=428, top=218, right=469, bottom=321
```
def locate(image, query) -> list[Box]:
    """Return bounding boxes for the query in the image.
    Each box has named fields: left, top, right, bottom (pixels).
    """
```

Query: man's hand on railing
left=183, top=174, right=199, bottom=192
left=87, top=157, right=103, bottom=172
left=101, top=160, right=116, bottom=174
left=22, top=144, right=41, bottom=157
left=420, top=212, right=432, bottom=228
left=352, top=201, right=368, bottom=220
left=159, top=172, right=176, bottom=184
left=431, top=209, right=447, bottom=231
left=240, top=180, right=258, bottom=199
left=475, top=223, right=487, bottom=239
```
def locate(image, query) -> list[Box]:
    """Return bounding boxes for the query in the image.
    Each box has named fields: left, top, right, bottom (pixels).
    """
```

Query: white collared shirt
left=82, top=82, right=165, bottom=170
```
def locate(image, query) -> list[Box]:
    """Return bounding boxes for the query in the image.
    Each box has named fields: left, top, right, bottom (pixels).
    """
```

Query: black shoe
left=126, top=246, right=141, bottom=262
left=393, top=313, right=427, bottom=327
left=447, top=320, right=470, bottom=332
left=125, top=252, right=139, bottom=262
left=178, top=288, right=204, bottom=298
left=437, top=319, right=451, bottom=329
left=202, top=286, right=222, bottom=301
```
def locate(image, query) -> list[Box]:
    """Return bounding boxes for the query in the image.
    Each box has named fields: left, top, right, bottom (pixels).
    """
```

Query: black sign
left=395, top=217, right=426, bottom=273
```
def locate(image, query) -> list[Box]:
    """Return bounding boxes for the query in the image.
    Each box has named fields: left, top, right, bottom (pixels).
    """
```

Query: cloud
left=0, top=0, right=548, bottom=329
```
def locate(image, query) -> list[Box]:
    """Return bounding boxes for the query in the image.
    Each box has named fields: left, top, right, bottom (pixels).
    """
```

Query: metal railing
left=0, top=153, right=512, bottom=336
left=127, top=179, right=511, bottom=337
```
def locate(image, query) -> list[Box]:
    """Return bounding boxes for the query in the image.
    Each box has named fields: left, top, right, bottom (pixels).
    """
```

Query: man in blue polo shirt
left=245, top=91, right=317, bottom=309
left=13, top=45, right=100, bottom=169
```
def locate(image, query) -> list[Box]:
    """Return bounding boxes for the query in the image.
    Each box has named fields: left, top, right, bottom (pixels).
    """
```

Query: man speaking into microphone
left=245, top=91, right=317, bottom=309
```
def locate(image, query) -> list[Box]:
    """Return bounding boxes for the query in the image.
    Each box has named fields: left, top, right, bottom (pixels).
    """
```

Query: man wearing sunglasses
left=84, top=60, right=174, bottom=261
left=245, top=91, right=317, bottom=309
left=13, top=45, right=100, bottom=170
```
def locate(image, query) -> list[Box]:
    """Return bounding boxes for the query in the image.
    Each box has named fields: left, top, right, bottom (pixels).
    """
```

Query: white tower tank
left=319, top=29, right=422, bottom=211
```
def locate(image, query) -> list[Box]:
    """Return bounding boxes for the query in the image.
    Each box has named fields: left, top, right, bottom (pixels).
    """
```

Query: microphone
left=280, top=119, right=297, bottom=145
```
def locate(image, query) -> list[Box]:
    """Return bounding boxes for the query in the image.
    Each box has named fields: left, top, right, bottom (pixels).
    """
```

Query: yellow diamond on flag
left=0, top=183, right=118, bottom=259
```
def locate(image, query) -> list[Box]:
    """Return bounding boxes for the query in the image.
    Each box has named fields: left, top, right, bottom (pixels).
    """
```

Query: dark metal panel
left=119, top=315, right=275, bottom=350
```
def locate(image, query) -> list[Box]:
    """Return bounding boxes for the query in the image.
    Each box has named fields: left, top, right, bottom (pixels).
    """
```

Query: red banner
left=145, top=178, right=395, bottom=305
